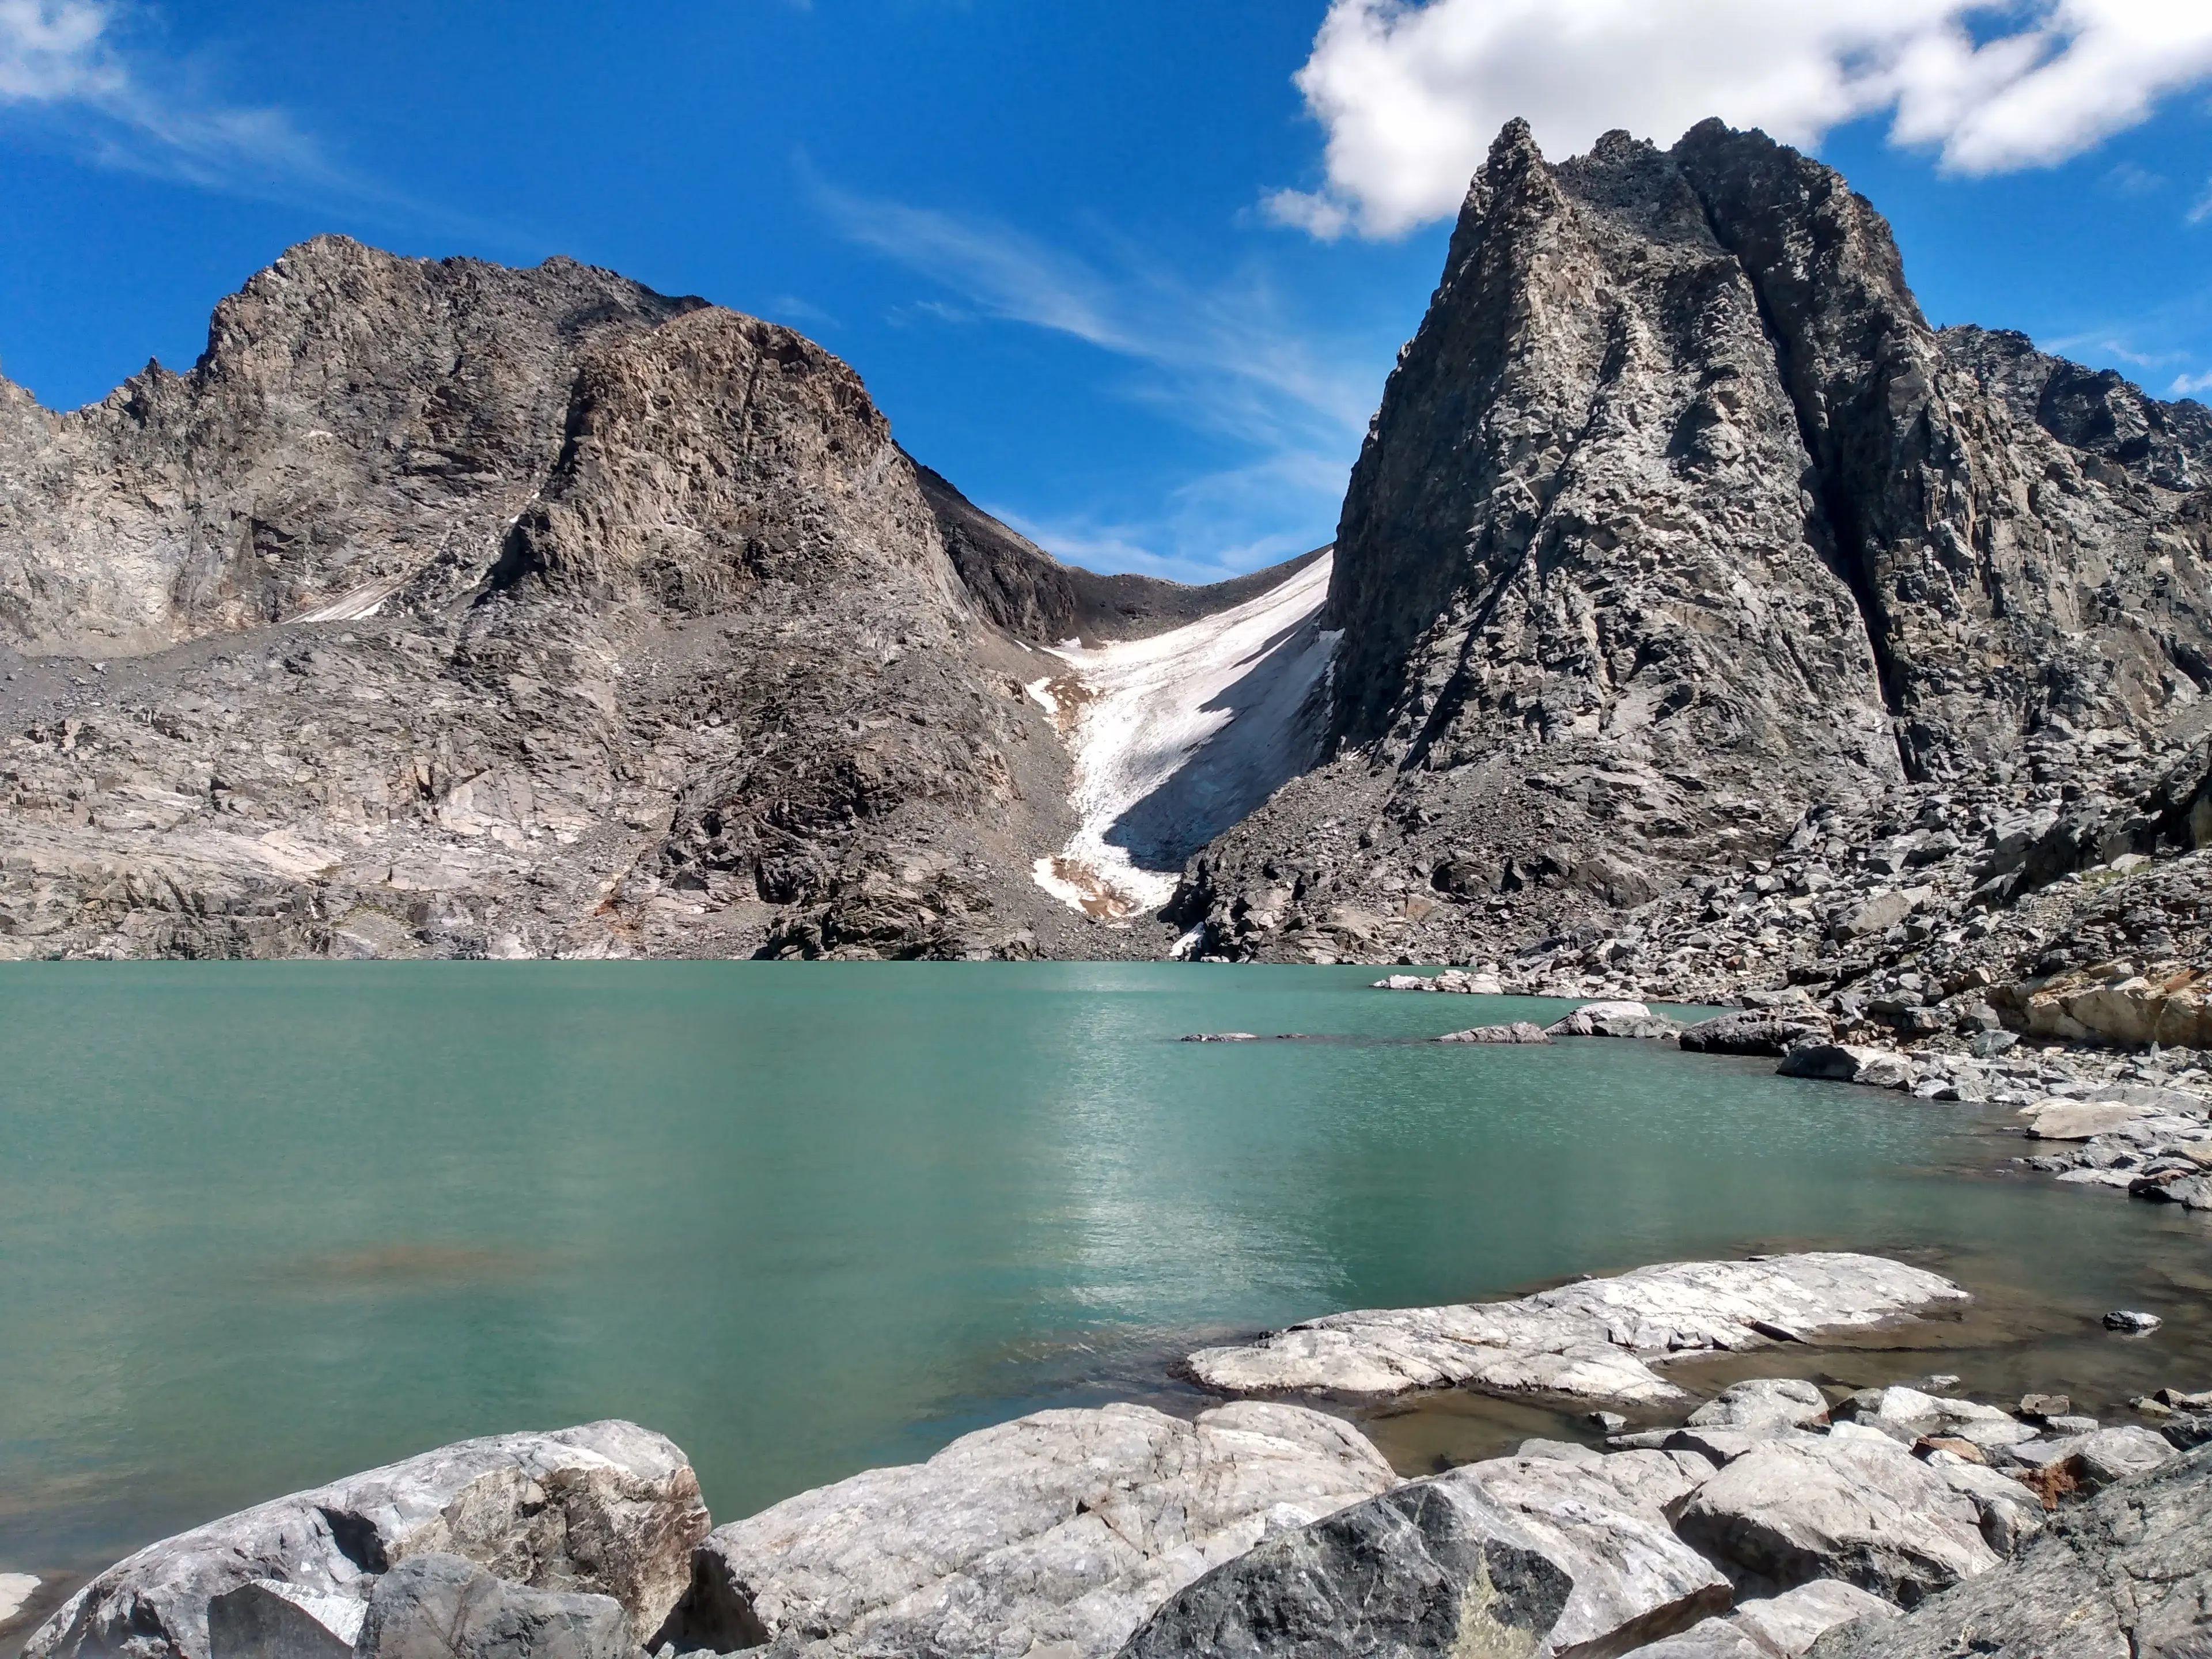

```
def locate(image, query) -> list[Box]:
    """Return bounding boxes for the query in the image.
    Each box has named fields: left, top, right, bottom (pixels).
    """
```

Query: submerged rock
left=662, top=1401, right=1396, bottom=1659
left=1183, top=1254, right=1967, bottom=1403
left=22, top=1421, right=707, bottom=1659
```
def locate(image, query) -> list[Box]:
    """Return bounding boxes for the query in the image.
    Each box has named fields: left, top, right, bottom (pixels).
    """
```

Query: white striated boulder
left=664, top=1401, right=1396, bottom=1659
left=23, top=1422, right=707, bottom=1659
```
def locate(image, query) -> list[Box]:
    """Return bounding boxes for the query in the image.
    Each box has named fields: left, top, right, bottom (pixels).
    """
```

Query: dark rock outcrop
left=1806, top=1445, right=2212, bottom=1658
left=1115, top=1480, right=1574, bottom=1659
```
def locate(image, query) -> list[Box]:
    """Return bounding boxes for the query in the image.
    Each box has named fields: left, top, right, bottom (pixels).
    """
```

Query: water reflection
left=0, top=961, right=2204, bottom=1600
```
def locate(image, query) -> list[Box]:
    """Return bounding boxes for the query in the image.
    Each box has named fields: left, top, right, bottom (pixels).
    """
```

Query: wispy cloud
left=0, top=0, right=365, bottom=203
left=2190, top=179, right=2212, bottom=225
left=815, top=177, right=1388, bottom=577
left=1272, top=0, right=2212, bottom=238
left=2173, top=369, right=2212, bottom=397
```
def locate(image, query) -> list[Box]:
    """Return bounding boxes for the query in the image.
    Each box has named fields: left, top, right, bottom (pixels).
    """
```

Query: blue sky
left=2, top=2, right=2209, bottom=584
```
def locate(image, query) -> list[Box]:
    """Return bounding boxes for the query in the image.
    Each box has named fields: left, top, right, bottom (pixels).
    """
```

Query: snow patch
left=1032, top=554, right=1336, bottom=919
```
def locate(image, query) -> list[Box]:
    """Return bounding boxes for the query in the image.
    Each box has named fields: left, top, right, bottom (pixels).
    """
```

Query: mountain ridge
left=1, top=132, right=2207, bottom=1013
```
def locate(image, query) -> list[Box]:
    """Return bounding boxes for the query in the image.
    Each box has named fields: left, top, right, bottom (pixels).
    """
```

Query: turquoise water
left=0, top=963, right=2205, bottom=1599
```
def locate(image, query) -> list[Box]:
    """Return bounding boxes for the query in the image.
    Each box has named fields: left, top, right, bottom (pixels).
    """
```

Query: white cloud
left=0, top=0, right=117, bottom=100
left=817, top=181, right=1387, bottom=575
left=1272, top=0, right=2212, bottom=238
left=0, top=0, right=339, bottom=194
left=2173, top=369, right=2212, bottom=397
left=2191, top=179, right=2212, bottom=224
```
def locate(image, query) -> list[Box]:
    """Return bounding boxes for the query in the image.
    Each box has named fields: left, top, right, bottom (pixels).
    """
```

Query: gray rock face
left=1437, top=1022, right=1554, bottom=1044
left=1775, top=1047, right=1914, bottom=1091
left=1446, top=1457, right=1733, bottom=1653
left=1547, top=1002, right=1683, bottom=1040
left=1165, top=117, right=2212, bottom=991
left=1728, top=1580, right=1897, bottom=1657
left=663, top=1402, right=1397, bottom=1659
left=1630, top=1621, right=1772, bottom=1658
left=1669, top=1430, right=1999, bottom=1607
left=1685, top=1380, right=1831, bottom=1433
left=1184, top=1253, right=1966, bottom=1402
left=1940, top=325, right=2212, bottom=495
left=1916, top=1450, right=2046, bottom=1557
left=1804, top=1446, right=2212, bottom=1658
left=7, top=130, right=2211, bottom=986
left=23, top=1421, right=707, bottom=1659
left=355, top=1553, right=635, bottom=1659
left=1114, top=1478, right=1573, bottom=1659
left=1679, top=1014, right=1830, bottom=1058
left=1118, top=1453, right=1730, bottom=1659
left=0, top=240, right=703, bottom=655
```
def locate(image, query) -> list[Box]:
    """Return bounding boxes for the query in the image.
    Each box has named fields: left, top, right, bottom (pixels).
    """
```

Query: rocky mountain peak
left=1179, top=118, right=2210, bottom=975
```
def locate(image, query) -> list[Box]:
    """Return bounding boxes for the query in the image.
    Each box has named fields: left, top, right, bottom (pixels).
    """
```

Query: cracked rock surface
left=1181, top=1253, right=1968, bottom=1403
left=664, top=1402, right=1398, bottom=1659
left=22, top=1421, right=707, bottom=1659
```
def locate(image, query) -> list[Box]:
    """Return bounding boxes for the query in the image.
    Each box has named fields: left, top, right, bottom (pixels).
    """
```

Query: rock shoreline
left=1376, top=982, right=2212, bottom=1215
left=18, top=1252, right=2209, bottom=1659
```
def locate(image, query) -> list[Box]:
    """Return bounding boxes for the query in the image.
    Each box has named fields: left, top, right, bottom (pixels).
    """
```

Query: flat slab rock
left=664, top=1401, right=1396, bottom=1659
left=1183, top=1254, right=1968, bottom=1403
left=1805, top=1445, right=2212, bottom=1658
left=0, top=1575, right=40, bottom=1628
left=23, top=1421, right=708, bottom=1659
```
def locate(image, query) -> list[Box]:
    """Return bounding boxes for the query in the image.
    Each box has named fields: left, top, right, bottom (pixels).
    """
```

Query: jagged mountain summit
left=1174, top=119, right=2211, bottom=995
left=1, top=120, right=2207, bottom=982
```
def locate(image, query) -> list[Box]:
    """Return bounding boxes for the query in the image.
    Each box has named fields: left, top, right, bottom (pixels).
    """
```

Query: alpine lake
left=3, top=961, right=2207, bottom=1636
